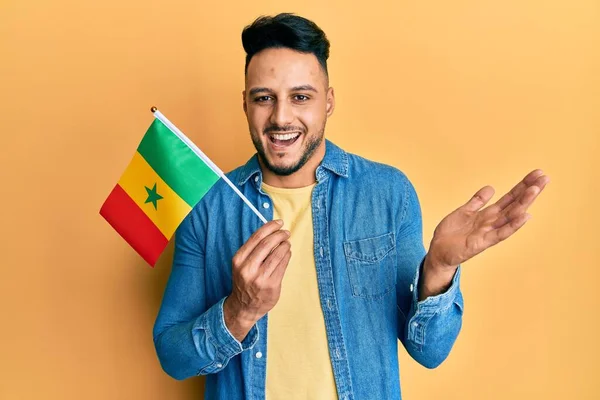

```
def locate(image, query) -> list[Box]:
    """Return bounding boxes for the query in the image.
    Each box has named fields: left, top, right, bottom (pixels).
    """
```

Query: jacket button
left=255, top=351, right=263, bottom=359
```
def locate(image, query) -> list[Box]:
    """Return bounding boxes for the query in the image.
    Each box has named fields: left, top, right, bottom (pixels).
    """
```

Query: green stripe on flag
left=137, top=119, right=220, bottom=207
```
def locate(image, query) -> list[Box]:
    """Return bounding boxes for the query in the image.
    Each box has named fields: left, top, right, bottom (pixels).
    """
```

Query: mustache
left=263, top=125, right=305, bottom=134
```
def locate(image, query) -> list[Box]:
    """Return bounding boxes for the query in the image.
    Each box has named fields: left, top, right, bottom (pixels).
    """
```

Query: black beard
left=251, top=127, right=325, bottom=177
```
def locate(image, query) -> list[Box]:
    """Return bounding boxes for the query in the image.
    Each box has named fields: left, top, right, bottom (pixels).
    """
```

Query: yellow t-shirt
left=262, top=182, right=338, bottom=400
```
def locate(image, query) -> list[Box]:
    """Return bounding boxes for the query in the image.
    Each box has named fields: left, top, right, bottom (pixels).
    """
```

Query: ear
left=242, top=90, right=248, bottom=115
left=326, top=87, right=335, bottom=117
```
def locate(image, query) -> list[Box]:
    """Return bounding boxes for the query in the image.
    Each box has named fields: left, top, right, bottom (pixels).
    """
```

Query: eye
left=294, top=94, right=310, bottom=102
left=254, top=96, right=273, bottom=103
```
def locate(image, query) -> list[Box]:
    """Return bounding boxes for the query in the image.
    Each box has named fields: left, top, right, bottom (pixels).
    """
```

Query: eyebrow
left=291, top=85, right=319, bottom=93
left=248, top=85, right=319, bottom=96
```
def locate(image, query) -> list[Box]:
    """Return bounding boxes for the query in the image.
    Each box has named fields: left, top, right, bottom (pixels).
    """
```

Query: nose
left=269, top=99, right=294, bottom=127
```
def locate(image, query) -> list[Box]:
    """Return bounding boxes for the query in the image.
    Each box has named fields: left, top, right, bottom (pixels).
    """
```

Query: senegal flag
left=100, top=111, right=220, bottom=266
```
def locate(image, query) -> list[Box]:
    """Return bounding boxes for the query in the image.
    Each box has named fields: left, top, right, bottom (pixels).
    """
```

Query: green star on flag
left=144, top=183, right=163, bottom=210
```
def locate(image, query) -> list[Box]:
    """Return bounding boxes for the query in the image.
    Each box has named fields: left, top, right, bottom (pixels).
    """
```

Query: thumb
left=462, top=185, right=495, bottom=212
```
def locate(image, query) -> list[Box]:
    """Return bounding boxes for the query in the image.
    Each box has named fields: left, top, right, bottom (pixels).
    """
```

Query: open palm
left=429, top=169, right=550, bottom=269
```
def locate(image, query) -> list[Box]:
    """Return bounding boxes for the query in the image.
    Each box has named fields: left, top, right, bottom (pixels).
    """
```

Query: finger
left=532, top=174, right=550, bottom=192
left=462, top=186, right=495, bottom=213
left=262, top=240, right=291, bottom=276
left=245, top=229, right=291, bottom=268
left=492, top=183, right=543, bottom=229
left=493, top=169, right=544, bottom=211
left=487, top=173, right=549, bottom=223
left=485, top=213, right=531, bottom=246
left=269, top=249, right=292, bottom=281
left=508, top=183, right=542, bottom=216
left=233, top=220, right=284, bottom=266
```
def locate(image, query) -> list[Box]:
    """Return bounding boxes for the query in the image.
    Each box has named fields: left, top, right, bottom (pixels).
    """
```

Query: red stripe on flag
left=100, top=184, right=169, bottom=267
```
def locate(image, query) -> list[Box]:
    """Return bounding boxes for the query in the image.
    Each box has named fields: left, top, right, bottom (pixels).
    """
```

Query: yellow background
left=1, top=1, right=598, bottom=399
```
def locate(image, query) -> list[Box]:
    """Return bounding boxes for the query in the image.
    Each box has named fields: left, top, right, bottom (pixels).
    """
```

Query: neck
left=260, top=141, right=326, bottom=188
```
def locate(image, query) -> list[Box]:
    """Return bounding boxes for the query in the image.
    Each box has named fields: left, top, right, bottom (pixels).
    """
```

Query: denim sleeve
left=153, top=209, right=259, bottom=380
left=396, top=176, right=464, bottom=369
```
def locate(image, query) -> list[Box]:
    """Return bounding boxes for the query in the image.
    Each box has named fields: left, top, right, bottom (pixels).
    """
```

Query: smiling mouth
left=268, top=132, right=301, bottom=148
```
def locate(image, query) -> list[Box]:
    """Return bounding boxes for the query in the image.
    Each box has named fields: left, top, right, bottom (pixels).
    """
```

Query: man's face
left=243, top=48, right=334, bottom=176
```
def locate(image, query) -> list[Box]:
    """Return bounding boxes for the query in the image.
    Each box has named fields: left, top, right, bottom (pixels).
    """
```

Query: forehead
left=246, top=48, right=326, bottom=90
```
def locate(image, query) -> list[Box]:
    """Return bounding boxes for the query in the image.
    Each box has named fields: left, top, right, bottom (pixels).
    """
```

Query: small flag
left=100, top=112, right=222, bottom=266
left=101, top=108, right=267, bottom=266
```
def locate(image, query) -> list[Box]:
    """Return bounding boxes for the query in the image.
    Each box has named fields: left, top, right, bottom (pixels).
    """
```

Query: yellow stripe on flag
left=118, top=151, right=192, bottom=239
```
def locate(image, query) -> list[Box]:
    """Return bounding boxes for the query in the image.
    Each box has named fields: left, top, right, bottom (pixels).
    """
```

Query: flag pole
left=150, top=107, right=268, bottom=224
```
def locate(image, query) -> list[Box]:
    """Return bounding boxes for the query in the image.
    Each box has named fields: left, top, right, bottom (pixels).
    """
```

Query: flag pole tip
left=150, top=106, right=157, bottom=113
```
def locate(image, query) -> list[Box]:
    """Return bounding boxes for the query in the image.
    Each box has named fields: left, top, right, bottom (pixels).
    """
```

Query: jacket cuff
left=413, top=260, right=462, bottom=310
left=192, top=297, right=259, bottom=372
left=407, top=260, right=463, bottom=345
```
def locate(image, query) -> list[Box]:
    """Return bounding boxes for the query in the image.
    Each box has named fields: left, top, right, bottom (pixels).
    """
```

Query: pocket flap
left=343, top=232, right=396, bottom=263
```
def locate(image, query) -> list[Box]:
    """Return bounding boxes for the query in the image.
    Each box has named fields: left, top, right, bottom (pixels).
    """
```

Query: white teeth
left=271, top=133, right=300, bottom=141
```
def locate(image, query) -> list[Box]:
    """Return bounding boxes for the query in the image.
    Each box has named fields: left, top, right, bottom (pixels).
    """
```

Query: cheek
left=299, top=107, right=325, bottom=132
left=247, top=107, right=268, bottom=132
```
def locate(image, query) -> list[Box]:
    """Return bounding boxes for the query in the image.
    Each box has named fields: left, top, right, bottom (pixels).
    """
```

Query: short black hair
left=241, top=13, right=330, bottom=77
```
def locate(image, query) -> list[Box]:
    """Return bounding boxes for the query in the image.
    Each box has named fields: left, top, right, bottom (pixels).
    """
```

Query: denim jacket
left=153, top=139, right=464, bottom=399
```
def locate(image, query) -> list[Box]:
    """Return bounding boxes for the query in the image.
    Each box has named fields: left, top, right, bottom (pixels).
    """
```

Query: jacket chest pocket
left=343, top=232, right=396, bottom=299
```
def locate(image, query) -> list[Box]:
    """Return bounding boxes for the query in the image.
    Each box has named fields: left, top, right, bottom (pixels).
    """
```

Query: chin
left=268, top=158, right=299, bottom=173
left=252, top=130, right=323, bottom=177
left=263, top=154, right=304, bottom=176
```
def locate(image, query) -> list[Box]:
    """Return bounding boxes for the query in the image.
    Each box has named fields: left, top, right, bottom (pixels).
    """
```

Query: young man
left=153, top=13, right=549, bottom=400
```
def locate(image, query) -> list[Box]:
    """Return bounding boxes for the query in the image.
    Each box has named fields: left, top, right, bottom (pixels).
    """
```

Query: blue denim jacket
left=153, top=140, right=464, bottom=400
